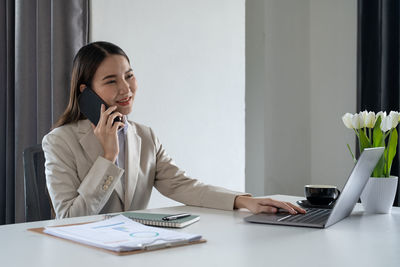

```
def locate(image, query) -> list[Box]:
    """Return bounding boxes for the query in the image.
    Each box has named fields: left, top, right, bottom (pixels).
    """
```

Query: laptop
left=244, top=147, right=384, bottom=228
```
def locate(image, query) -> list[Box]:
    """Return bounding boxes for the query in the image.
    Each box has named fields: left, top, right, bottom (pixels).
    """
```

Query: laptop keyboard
left=278, top=208, right=331, bottom=224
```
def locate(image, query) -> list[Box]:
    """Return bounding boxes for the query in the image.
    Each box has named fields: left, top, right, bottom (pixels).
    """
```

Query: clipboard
left=28, top=221, right=207, bottom=256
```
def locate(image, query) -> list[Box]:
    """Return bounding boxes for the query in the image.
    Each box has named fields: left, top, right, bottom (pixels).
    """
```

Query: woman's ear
left=79, top=84, right=87, bottom=93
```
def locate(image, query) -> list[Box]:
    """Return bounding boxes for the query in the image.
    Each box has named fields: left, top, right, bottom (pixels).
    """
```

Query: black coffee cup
left=304, top=185, right=341, bottom=205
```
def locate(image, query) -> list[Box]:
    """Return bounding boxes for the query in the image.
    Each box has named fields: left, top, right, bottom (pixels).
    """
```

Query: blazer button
left=105, top=179, right=112, bottom=186
left=102, top=185, right=109, bottom=190
left=108, top=175, right=114, bottom=181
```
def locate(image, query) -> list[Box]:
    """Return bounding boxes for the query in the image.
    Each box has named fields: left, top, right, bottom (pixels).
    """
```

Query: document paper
left=44, top=215, right=202, bottom=252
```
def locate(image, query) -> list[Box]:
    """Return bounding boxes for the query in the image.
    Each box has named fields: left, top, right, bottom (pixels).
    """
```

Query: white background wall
left=309, top=0, right=357, bottom=188
left=246, top=0, right=311, bottom=196
left=91, top=0, right=245, bottom=208
left=246, top=0, right=357, bottom=196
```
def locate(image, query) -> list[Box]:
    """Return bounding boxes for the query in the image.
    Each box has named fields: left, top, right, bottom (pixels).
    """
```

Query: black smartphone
left=78, top=87, right=122, bottom=126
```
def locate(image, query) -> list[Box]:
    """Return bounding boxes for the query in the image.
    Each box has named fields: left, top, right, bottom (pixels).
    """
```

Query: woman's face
left=89, top=55, right=137, bottom=115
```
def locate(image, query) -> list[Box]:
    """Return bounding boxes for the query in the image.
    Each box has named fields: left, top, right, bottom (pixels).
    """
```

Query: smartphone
left=78, top=87, right=122, bottom=126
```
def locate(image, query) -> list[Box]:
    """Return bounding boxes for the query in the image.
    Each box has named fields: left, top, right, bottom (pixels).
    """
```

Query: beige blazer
left=42, top=119, right=245, bottom=218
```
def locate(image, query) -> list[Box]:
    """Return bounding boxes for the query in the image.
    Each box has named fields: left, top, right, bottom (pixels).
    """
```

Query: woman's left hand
left=234, top=195, right=306, bottom=215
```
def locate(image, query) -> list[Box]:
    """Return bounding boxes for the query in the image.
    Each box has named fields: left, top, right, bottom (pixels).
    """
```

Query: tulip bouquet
left=342, top=111, right=399, bottom=177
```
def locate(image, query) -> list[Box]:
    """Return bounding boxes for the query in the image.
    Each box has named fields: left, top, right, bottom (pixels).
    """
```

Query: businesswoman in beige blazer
left=42, top=41, right=305, bottom=219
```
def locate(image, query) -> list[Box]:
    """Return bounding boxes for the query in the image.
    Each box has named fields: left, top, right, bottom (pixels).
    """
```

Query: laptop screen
left=325, top=147, right=384, bottom=227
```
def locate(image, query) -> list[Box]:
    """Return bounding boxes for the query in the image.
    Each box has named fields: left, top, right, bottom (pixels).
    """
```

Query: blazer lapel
left=124, top=122, right=141, bottom=211
left=78, top=120, right=104, bottom=163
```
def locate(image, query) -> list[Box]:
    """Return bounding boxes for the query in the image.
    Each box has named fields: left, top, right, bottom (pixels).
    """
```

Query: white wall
left=246, top=0, right=357, bottom=196
left=246, top=0, right=311, bottom=196
left=310, top=0, right=357, bottom=188
left=245, top=0, right=267, bottom=196
left=91, top=0, right=245, bottom=208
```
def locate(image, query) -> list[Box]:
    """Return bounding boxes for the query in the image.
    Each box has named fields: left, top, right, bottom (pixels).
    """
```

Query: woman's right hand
left=92, top=104, right=124, bottom=163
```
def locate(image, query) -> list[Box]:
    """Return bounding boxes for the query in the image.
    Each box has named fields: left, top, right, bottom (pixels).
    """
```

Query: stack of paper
left=44, top=215, right=202, bottom=252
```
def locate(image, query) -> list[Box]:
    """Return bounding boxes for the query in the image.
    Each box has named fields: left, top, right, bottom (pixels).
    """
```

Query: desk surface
left=1, top=195, right=400, bottom=267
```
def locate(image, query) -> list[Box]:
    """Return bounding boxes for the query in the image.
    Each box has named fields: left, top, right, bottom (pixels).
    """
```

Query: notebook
left=107, top=212, right=200, bottom=228
left=245, top=147, right=384, bottom=228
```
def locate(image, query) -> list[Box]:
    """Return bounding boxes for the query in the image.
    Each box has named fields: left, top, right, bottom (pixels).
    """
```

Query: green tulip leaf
left=373, top=116, right=384, bottom=147
left=372, top=154, right=385, bottom=177
left=371, top=116, right=385, bottom=177
left=387, top=128, right=398, bottom=176
left=359, top=129, right=371, bottom=154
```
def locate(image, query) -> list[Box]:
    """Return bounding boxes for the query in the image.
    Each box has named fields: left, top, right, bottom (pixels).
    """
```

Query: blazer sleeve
left=42, top=132, right=124, bottom=218
left=151, top=129, right=249, bottom=210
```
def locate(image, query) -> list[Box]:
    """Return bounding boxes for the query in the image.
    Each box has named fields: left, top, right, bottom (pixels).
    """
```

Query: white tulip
left=389, top=111, right=400, bottom=128
left=381, top=116, right=391, bottom=132
left=375, top=111, right=386, bottom=127
left=376, top=111, right=387, bottom=120
left=342, top=113, right=354, bottom=129
left=380, top=113, right=399, bottom=132
left=352, top=113, right=365, bottom=129
left=364, top=111, right=376, bottom=128
left=360, top=110, right=368, bottom=121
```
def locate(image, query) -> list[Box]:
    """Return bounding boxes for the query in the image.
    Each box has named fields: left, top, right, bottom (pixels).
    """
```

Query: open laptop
left=245, top=147, right=384, bottom=228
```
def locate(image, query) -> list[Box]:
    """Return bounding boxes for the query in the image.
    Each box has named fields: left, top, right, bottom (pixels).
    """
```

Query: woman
left=43, top=41, right=305, bottom=218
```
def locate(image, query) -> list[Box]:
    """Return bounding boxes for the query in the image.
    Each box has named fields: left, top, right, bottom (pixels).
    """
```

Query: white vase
left=360, top=176, right=398, bottom=214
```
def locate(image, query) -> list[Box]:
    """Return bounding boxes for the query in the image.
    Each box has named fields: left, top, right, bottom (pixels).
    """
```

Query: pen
left=162, top=213, right=191, bottom=221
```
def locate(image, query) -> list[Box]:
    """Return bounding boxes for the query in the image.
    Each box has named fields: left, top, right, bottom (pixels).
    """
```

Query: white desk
left=1, top=195, right=400, bottom=267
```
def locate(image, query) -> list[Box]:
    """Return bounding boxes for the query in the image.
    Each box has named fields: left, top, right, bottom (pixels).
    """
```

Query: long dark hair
left=53, top=41, right=130, bottom=128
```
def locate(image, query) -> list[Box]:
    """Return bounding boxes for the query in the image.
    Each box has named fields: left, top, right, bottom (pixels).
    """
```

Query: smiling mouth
left=116, top=96, right=132, bottom=106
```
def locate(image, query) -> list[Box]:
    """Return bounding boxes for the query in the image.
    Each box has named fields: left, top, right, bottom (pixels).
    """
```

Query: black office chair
left=23, top=144, right=53, bottom=222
